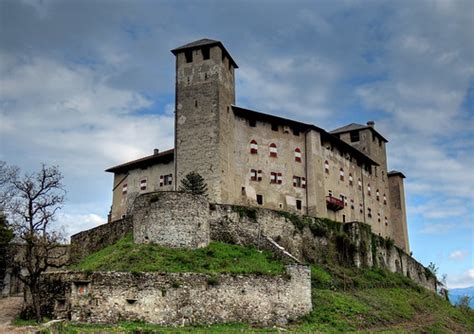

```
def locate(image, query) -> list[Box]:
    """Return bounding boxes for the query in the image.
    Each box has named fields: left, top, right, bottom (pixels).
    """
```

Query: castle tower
left=171, top=39, right=238, bottom=203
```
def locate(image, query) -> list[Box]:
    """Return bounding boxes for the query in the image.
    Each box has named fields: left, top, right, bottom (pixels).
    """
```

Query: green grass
left=69, top=234, right=285, bottom=276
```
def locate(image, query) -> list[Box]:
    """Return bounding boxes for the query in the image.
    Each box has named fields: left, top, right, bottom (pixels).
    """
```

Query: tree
left=456, top=295, right=473, bottom=312
left=1, top=163, right=67, bottom=321
left=179, top=171, right=208, bottom=195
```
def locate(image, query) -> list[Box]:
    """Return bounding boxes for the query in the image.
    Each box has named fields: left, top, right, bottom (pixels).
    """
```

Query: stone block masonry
left=132, top=191, right=210, bottom=248
left=40, top=265, right=312, bottom=326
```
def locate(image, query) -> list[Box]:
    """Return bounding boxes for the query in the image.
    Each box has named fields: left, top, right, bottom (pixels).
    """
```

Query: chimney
left=153, top=148, right=159, bottom=155
left=367, top=121, right=375, bottom=128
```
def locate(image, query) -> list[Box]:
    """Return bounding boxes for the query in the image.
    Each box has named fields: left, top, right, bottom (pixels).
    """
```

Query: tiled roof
left=105, top=149, right=174, bottom=173
left=330, top=123, right=388, bottom=142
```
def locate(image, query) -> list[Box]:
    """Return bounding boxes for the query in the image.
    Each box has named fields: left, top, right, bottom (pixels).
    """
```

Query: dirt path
left=0, top=297, right=34, bottom=334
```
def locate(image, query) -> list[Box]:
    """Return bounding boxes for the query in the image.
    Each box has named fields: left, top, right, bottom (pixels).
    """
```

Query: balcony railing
left=326, top=196, right=344, bottom=211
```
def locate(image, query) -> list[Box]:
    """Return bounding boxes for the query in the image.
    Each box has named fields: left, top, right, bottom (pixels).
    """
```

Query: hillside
left=60, top=236, right=474, bottom=333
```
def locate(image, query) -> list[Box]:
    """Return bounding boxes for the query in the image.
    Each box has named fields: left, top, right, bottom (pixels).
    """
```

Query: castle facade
left=106, top=39, right=410, bottom=252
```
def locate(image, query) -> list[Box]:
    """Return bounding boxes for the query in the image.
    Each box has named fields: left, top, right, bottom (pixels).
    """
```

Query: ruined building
left=106, top=39, right=410, bottom=252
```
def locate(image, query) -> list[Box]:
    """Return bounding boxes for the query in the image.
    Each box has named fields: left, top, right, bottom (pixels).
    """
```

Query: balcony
left=326, top=196, right=344, bottom=211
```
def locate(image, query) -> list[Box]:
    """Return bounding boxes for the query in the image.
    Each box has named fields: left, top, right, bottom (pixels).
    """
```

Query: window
left=367, top=184, right=371, bottom=196
left=385, top=216, right=388, bottom=225
left=328, top=190, right=333, bottom=197
left=376, top=190, right=380, bottom=201
left=185, top=50, right=193, bottom=63
left=293, top=128, right=300, bottom=136
left=160, top=174, right=173, bottom=186
left=358, top=178, right=362, bottom=190
left=139, top=178, right=147, bottom=191
left=250, top=169, right=257, bottom=181
left=383, top=194, right=387, bottom=205
left=349, top=173, right=353, bottom=186
left=271, top=123, right=278, bottom=131
left=377, top=212, right=381, bottom=222
left=293, top=176, right=306, bottom=188
left=382, top=171, right=385, bottom=181
left=295, top=148, right=302, bottom=162
left=257, top=194, right=263, bottom=205
left=350, top=199, right=354, bottom=209
left=202, top=46, right=210, bottom=60
left=350, top=131, right=360, bottom=142
left=269, top=143, right=278, bottom=157
left=367, top=208, right=372, bottom=218
left=324, top=160, right=329, bottom=173
left=271, top=172, right=277, bottom=184
left=277, top=172, right=282, bottom=184
left=340, top=194, right=346, bottom=206
left=296, top=200, right=302, bottom=210
left=250, top=140, right=258, bottom=154
left=359, top=203, right=363, bottom=213
left=339, top=168, right=344, bottom=181
left=122, top=183, right=127, bottom=195
left=249, top=119, right=256, bottom=127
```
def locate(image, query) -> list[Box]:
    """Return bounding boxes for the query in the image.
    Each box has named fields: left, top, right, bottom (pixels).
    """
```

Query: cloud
left=54, top=212, right=107, bottom=238
left=449, top=250, right=469, bottom=261
left=448, top=268, right=474, bottom=289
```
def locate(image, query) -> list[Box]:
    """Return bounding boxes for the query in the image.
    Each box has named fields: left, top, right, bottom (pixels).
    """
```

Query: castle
left=106, top=39, right=410, bottom=252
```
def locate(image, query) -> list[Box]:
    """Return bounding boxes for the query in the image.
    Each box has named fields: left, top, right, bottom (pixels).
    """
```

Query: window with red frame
left=270, top=172, right=277, bottom=184
left=139, top=178, right=147, bottom=191
left=293, top=176, right=306, bottom=188
left=324, top=160, right=329, bottom=173
left=122, top=183, right=127, bottom=195
left=339, top=168, right=344, bottom=181
left=250, top=140, right=258, bottom=154
left=294, top=148, right=302, bottom=162
left=349, top=173, right=353, bottom=186
left=269, top=143, right=278, bottom=157
left=367, top=184, right=371, bottom=196
left=376, top=189, right=380, bottom=201
left=383, top=194, right=387, bottom=205
left=250, top=169, right=257, bottom=181
left=358, top=178, right=362, bottom=190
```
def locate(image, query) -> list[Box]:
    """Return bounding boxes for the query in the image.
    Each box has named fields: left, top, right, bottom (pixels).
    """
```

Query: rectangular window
left=185, top=50, right=193, bottom=63
left=350, top=131, right=360, bottom=142
left=293, top=128, right=300, bottom=136
left=250, top=169, right=257, bottom=181
left=202, top=46, right=210, bottom=60
left=140, top=178, right=147, bottom=191
left=256, top=194, right=263, bottom=205
left=296, top=200, right=302, bottom=210
left=367, top=208, right=372, bottom=218
left=293, top=176, right=301, bottom=187
left=271, top=123, right=278, bottom=131
left=249, top=119, right=256, bottom=127
left=277, top=172, right=282, bottom=184
left=122, top=183, right=127, bottom=195
left=164, top=174, right=173, bottom=185
left=270, top=172, right=277, bottom=184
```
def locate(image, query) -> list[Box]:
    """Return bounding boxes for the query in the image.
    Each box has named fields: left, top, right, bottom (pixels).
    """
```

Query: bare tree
left=2, top=163, right=67, bottom=321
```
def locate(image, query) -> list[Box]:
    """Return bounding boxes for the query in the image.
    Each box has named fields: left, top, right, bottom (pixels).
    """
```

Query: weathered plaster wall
left=110, top=160, right=174, bottom=221
left=133, top=192, right=209, bottom=248
left=40, top=265, right=311, bottom=326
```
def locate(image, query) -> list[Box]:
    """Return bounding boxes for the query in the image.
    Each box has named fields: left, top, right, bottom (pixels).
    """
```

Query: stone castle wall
left=39, top=265, right=311, bottom=326
left=133, top=192, right=209, bottom=248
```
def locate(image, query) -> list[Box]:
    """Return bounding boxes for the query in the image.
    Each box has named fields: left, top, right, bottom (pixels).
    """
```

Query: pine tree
left=179, top=172, right=207, bottom=195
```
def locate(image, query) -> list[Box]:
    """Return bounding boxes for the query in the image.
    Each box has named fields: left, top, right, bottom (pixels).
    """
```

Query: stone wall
left=39, top=265, right=311, bottom=326
left=133, top=192, right=209, bottom=248
left=210, top=204, right=437, bottom=291
left=70, top=217, right=132, bottom=263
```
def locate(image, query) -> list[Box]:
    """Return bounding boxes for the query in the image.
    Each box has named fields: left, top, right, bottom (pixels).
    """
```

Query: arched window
left=294, top=148, right=302, bottom=162
left=269, top=143, right=278, bottom=157
left=367, top=184, right=371, bottom=196
left=385, top=216, right=388, bottom=225
left=349, top=173, right=353, bottom=186
left=324, top=160, right=329, bottom=173
left=383, top=194, right=387, bottom=205
left=377, top=212, right=381, bottom=222
left=358, top=178, right=362, bottom=190
left=339, top=168, right=344, bottom=181
left=376, top=189, right=380, bottom=201
left=250, top=140, right=258, bottom=154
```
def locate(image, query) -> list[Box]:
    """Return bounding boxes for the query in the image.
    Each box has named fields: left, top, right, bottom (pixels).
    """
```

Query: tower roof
left=330, top=123, right=388, bottom=142
left=171, top=38, right=238, bottom=68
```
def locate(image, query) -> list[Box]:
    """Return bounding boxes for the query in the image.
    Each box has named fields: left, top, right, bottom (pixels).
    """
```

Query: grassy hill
left=50, top=236, right=474, bottom=332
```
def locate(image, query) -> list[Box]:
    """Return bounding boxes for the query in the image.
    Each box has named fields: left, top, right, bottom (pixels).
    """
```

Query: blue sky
left=0, top=0, right=473, bottom=288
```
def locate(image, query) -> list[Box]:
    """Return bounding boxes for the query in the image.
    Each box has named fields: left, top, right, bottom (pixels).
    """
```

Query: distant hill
left=450, top=286, right=474, bottom=308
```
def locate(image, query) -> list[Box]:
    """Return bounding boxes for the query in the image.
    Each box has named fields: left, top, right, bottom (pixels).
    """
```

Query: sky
left=0, top=0, right=473, bottom=288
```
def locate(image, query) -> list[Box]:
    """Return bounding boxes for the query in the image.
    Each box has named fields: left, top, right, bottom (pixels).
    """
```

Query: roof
left=330, top=123, right=388, bottom=142
left=171, top=38, right=238, bottom=68
left=105, top=149, right=174, bottom=173
left=388, top=170, right=406, bottom=178
left=232, top=105, right=379, bottom=166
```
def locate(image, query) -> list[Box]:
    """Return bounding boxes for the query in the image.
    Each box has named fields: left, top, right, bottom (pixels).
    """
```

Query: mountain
left=450, top=286, right=474, bottom=308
